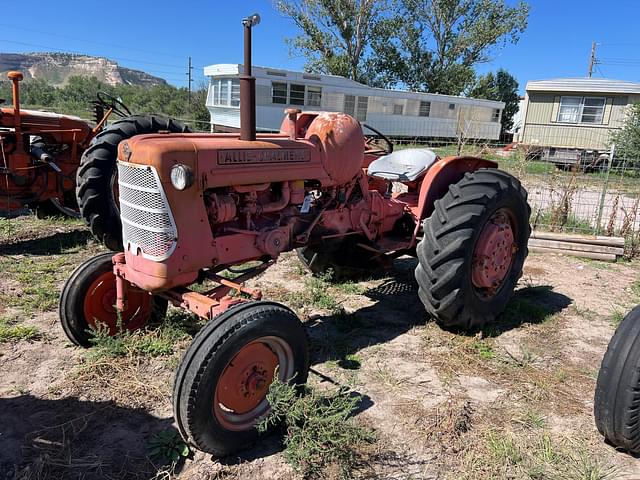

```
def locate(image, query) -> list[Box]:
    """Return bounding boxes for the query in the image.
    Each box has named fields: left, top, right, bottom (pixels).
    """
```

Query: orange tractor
left=60, top=14, right=531, bottom=456
left=0, top=71, right=187, bottom=231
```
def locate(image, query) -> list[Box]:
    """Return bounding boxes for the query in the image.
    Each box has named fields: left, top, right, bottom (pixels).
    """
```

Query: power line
left=0, top=22, right=188, bottom=61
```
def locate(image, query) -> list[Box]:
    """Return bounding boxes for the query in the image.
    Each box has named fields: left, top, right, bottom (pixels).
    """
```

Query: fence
left=392, top=137, right=640, bottom=258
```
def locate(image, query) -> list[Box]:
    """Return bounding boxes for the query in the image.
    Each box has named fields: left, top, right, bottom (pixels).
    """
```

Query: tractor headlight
left=170, top=164, right=194, bottom=190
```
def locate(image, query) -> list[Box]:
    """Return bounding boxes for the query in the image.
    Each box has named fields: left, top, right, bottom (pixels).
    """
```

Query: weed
left=337, top=354, right=362, bottom=370
left=515, top=409, right=546, bottom=429
left=0, top=321, right=39, bottom=342
left=486, top=430, right=522, bottom=465
left=88, top=316, right=191, bottom=359
left=335, top=281, right=367, bottom=295
left=611, top=309, right=625, bottom=327
left=259, top=378, right=375, bottom=479
left=148, top=429, right=190, bottom=463
left=472, top=339, right=495, bottom=360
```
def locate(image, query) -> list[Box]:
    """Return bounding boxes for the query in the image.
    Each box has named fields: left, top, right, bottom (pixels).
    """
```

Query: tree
left=279, top=0, right=529, bottom=96
left=468, top=69, right=519, bottom=134
left=612, top=103, right=640, bottom=162
left=275, top=0, right=392, bottom=82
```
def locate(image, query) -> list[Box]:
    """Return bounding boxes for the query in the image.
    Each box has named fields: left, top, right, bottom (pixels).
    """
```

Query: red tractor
left=60, top=14, right=531, bottom=456
left=0, top=70, right=187, bottom=230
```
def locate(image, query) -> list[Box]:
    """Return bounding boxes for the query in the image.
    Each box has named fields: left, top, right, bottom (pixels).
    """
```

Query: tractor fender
left=415, top=155, right=498, bottom=225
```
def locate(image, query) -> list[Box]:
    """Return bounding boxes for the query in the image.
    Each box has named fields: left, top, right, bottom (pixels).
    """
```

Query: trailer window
left=272, top=82, right=287, bottom=104
left=344, top=95, right=356, bottom=116
left=419, top=101, right=431, bottom=117
left=230, top=79, right=240, bottom=107
left=218, top=80, right=229, bottom=106
left=492, top=109, right=500, bottom=122
left=393, top=104, right=404, bottom=115
left=306, top=86, right=322, bottom=107
left=290, top=84, right=305, bottom=106
left=449, top=103, right=456, bottom=110
left=356, top=96, right=368, bottom=121
left=558, top=96, right=605, bottom=124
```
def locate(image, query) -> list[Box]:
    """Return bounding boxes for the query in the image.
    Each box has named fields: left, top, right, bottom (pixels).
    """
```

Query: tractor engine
left=117, top=111, right=406, bottom=293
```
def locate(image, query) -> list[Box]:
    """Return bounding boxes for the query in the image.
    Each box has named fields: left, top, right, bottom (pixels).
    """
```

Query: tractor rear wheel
left=415, top=168, right=530, bottom=330
left=173, top=301, right=309, bottom=457
left=59, top=252, right=168, bottom=347
left=594, top=306, right=640, bottom=453
left=76, top=115, right=189, bottom=250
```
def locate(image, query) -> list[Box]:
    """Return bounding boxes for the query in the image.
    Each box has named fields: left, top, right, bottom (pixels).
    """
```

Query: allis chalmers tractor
left=59, top=14, right=531, bottom=456
left=0, top=70, right=187, bottom=238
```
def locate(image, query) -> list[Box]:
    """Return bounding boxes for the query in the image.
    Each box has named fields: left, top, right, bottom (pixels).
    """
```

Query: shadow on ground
left=0, top=229, right=92, bottom=256
left=308, top=256, right=573, bottom=365
left=0, top=395, right=176, bottom=480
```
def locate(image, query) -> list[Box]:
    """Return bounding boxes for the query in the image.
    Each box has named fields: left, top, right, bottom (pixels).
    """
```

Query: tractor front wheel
left=173, top=301, right=309, bottom=457
left=594, top=306, right=640, bottom=453
left=59, top=252, right=167, bottom=347
left=415, top=168, right=530, bottom=330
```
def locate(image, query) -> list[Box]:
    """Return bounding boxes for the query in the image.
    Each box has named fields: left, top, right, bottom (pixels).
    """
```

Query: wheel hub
left=216, top=342, right=279, bottom=416
left=472, top=210, right=516, bottom=292
left=83, top=270, right=152, bottom=334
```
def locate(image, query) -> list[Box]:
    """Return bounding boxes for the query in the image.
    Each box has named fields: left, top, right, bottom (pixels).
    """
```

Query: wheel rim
left=471, top=208, right=517, bottom=296
left=82, top=270, right=153, bottom=335
left=214, top=336, right=295, bottom=432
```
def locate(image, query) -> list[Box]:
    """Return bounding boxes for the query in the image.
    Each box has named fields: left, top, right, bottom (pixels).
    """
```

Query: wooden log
left=529, top=238, right=624, bottom=256
left=529, top=246, right=617, bottom=262
left=530, top=230, right=625, bottom=247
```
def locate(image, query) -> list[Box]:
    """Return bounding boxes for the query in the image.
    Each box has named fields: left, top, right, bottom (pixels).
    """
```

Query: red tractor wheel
left=173, top=301, right=309, bottom=457
left=59, top=252, right=167, bottom=347
left=415, top=168, right=531, bottom=330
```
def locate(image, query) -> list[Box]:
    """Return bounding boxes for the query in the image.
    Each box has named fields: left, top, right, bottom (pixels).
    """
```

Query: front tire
left=415, top=168, right=530, bottom=330
left=173, top=301, right=309, bottom=457
left=76, top=115, right=189, bottom=250
left=59, top=252, right=168, bottom=347
left=594, top=306, right=640, bottom=453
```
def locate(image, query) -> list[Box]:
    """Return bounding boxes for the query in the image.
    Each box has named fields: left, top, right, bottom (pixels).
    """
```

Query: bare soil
left=1, top=215, right=640, bottom=479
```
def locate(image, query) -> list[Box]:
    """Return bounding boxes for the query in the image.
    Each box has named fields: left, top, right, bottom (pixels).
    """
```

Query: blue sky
left=1, top=0, right=639, bottom=94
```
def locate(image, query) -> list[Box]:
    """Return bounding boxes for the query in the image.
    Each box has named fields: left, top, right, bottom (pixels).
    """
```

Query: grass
left=0, top=315, right=39, bottom=342
left=87, top=314, right=193, bottom=360
left=259, top=378, right=375, bottom=479
left=457, top=428, right=618, bottom=480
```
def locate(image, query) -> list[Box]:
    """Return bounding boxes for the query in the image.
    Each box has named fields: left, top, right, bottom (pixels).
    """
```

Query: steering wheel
left=362, top=123, right=393, bottom=156
left=96, top=91, right=132, bottom=118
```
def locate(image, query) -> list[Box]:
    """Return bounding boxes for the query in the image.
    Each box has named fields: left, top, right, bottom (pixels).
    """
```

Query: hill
left=0, top=52, right=167, bottom=87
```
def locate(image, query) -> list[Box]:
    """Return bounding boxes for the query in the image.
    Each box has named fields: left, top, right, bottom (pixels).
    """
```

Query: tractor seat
left=367, top=148, right=438, bottom=182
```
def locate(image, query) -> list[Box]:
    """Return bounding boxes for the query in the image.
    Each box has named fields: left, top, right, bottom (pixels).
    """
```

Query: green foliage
left=278, top=0, right=529, bottom=95
left=0, top=317, right=39, bottom=342
left=148, top=429, right=190, bottom=463
left=88, top=315, right=190, bottom=359
left=0, top=76, right=210, bottom=131
left=259, top=378, right=375, bottom=478
left=611, top=102, right=640, bottom=165
left=468, top=69, right=520, bottom=133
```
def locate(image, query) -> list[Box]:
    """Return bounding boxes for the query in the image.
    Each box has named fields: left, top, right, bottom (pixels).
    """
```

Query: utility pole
left=588, top=41, right=597, bottom=78
left=187, top=56, right=193, bottom=108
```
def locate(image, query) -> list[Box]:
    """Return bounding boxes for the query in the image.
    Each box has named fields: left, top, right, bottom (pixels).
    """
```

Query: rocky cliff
left=0, top=52, right=167, bottom=87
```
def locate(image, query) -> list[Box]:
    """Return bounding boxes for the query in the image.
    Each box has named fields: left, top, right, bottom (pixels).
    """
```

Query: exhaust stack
left=240, top=13, right=260, bottom=141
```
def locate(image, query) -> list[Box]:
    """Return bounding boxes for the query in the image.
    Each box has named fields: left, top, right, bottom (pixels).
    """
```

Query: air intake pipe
left=240, top=13, right=260, bottom=141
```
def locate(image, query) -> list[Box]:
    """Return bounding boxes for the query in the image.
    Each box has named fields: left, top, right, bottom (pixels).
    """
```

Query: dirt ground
left=1, top=215, right=640, bottom=479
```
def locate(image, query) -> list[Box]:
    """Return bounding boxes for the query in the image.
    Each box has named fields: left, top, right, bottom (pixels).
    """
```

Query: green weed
left=0, top=319, right=39, bottom=342
left=259, top=378, right=375, bottom=479
left=148, top=429, right=190, bottom=463
left=472, top=340, right=495, bottom=360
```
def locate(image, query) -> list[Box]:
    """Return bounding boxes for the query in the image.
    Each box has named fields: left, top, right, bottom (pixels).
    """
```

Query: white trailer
left=204, top=64, right=504, bottom=140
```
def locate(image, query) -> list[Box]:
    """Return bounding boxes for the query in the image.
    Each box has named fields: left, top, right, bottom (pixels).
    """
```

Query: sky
left=1, top=0, right=640, bottom=94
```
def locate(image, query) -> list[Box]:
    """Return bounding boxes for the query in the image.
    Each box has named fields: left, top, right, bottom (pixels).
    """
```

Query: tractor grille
left=117, top=162, right=177, bottom=261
